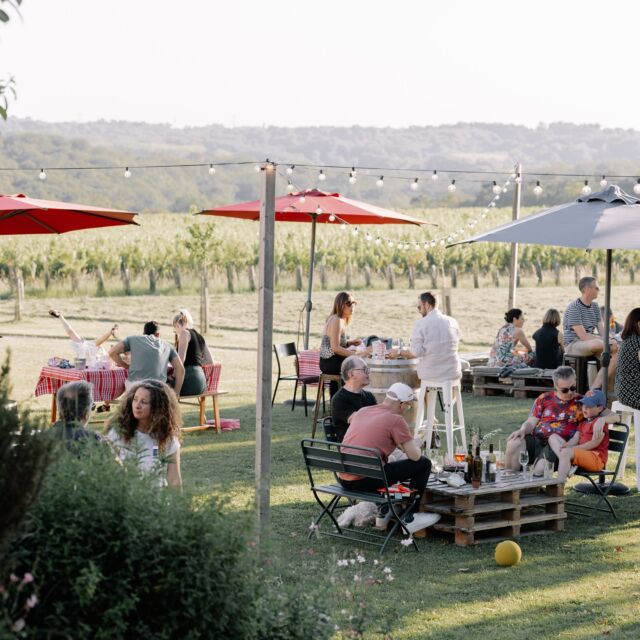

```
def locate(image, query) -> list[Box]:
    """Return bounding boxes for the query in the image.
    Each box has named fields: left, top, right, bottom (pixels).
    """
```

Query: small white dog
left=337, top=501, right=378, bottom=528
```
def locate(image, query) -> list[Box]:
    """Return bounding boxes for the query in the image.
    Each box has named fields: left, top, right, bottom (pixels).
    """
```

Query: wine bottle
left=472, top=446, right=483, bottom=489
left=485, top=443, right=496, bottom=483
left=464, top=444, right=473, bottom=483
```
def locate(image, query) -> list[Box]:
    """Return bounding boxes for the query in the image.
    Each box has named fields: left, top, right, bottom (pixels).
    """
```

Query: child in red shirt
left=550, top=389, right=610, bottom=482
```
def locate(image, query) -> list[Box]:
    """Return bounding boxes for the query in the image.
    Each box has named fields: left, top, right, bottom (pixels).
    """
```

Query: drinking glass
left=429, top=450, right=442, bottom=474
left=519, top=449, right=530, bottom=477
left=454, top=446, right=466, bottom=465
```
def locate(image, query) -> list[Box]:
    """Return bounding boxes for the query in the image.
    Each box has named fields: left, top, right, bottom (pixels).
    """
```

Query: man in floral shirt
left=505, top=366, right=584, bottom=471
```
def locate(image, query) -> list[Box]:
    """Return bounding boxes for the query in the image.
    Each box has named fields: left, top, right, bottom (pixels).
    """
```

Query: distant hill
left=1, top=119, right=639, bottom=212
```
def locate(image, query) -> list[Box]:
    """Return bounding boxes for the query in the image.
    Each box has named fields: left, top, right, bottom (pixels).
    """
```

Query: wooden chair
left=271, top=342, right=319, bottom=416
left=566, top=423, right=629, bottom=519
left=301, top=438, right=420, bottom=553
left=180, top=363, right=228, bottom=434
left=311, top=373, right=342, bottom=438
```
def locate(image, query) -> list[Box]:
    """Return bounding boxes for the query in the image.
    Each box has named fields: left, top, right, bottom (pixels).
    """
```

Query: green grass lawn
left=2, top=286, right=640, bottom=639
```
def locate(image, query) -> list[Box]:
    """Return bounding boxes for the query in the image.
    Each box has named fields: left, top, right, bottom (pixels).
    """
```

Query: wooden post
left=508, top=162, right=522, bottom=309
left=255, top=162, right=276, bottom=545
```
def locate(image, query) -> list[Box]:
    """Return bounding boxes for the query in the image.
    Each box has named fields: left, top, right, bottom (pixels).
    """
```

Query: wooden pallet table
left=472, top=367, right=514, bottom=397
left=472, top=367, right=555, bottom=399
left=421, top=475, right=565, bottom=547
left=511, top=369, right=555, bottom=399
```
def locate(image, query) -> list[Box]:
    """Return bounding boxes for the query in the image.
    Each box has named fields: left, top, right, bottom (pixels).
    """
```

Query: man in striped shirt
left=563, top=277, right=618, bottom=390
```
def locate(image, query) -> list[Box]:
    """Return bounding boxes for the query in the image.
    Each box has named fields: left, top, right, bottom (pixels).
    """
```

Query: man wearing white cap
left=337, top=382, right=438, bottom=532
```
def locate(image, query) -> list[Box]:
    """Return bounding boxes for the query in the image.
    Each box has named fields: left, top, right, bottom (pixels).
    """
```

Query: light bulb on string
left=510, top=172, right=516, bottom=179
left=328, top=214, right=336, bottom=222
left=515, top=174, right=522, bottom=184
left=366, top=232, right=372, bottom=241
left=492, top=181, right=502, bottom=195
left=340, top=222, right=348, bottom=231
left=299, top=195, right=306, bottom=203
left=533, top=180, right=543, bottom=197
left=447, top=179, right=456, bottom=193
left=410, top=178, right=419, bottom=191
left=254, top=164, right=261, bottom=173
left=581, top=180, right=592, bottom=196
left=348, top=170, right=357, bottom=185
left=39, top=168, right=47, bottom=181
left=431, top=170, right=439, bottom=181
left=318, top=169, right=326, bottom=181
left=286, top=181, right=294, bottom=193
left=286, top=165, right=295, bottom=175
left=634, top=179, right=640, bottom=195
left=494, top=194, right=500, bottom=201
left=375, top=237, right=381, bottom=245
left=376, top=176, right=384, bottom=188
left=352, top=227, right=358, bottom=236
left=600, top=175, right=608, bottom=187
left=430, top=240, right=436, bottom=248
left=387, top=240, right=394, bottom=247
left=315, top=206, right=322, bottom=215
left=124, top=167, right=132, bottom=179
left=489, top=201, right=496, bottom=207
left=504, top=181, right=511, bottom=188
left=447, top=236, right=453, bottom=243
left=423, top=242, right=429, bottom=249
left=208, top=164, right=216, bottom=175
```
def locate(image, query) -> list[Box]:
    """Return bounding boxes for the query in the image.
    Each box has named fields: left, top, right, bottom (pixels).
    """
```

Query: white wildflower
left=383, top=567, right=392, bottom=574
left=373, top=559, right=379, bottom=565
left=337, top=559, right=348, bottom=567
left=356, top=554, right=366, bottom=564
left=385, top=574, right=395, bottom=582
left=349, top=558, right=356, bottom=565
left=353, top=574, right=361, bottom=582
left=400, top=536, right=414, bottom=547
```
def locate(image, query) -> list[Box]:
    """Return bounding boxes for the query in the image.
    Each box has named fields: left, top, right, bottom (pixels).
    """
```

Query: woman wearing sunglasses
left=319, top=291, right=368, bottom=396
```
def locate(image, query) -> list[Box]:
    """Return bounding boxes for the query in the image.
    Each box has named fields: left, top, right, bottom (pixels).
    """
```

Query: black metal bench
left=301, top=438, right=420, bottom=553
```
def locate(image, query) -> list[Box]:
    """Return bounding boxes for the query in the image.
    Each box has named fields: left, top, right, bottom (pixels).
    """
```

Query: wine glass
left=519, top=449, right=530, bottom=478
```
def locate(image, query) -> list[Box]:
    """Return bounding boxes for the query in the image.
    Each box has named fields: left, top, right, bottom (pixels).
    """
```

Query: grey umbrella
left=455, top=185, right=640, bottom=398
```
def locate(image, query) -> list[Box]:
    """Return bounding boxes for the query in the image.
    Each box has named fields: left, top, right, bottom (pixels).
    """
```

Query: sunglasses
left=345, top=300, right=357, bottom=307
left=352, top=367, right=370, bottom=374
left=557, top=385, right=576, bottom=393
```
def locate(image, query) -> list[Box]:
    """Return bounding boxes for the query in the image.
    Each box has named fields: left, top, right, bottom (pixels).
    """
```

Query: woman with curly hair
left=105, top=379, right=182, bottom=488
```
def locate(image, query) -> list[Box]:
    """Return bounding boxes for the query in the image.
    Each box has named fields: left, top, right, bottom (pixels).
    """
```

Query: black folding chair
left=566, top=422, right=629, bottom=519
left=271, top=342, right=319, bottom=416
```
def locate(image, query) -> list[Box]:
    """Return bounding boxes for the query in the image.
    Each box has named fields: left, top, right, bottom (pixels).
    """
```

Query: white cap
left=385, top=382, right=416, bottom=403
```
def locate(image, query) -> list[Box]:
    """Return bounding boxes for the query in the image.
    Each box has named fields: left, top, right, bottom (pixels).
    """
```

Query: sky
left=1, top=0, right=639, bottom=129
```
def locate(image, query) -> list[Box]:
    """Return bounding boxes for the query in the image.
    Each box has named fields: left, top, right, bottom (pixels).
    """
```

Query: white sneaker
left=403, top=512, right=441, bottom=534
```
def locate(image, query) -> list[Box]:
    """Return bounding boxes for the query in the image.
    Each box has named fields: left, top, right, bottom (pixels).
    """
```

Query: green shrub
left=3, top=449, right=331, bottom=639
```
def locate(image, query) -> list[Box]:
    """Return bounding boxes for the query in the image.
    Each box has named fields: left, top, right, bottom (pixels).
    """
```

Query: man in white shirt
left=401, top=292, right=461, bottom=382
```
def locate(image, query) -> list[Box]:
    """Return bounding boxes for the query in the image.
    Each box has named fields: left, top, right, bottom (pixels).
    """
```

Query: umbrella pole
left=303, top=214, right=317, bottom=350
left=508, top=162, right=522, bottom=309
left=601, top=249, right=612, bottom=402
left=255, top=162, right=276, bottom=546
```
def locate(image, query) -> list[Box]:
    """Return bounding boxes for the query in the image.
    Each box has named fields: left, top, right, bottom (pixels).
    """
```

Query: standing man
left=109, top=321, right=185, bottom=396
left=329, top=355, right=377, bottom=442
left=563, top=277, right=618, bottom=390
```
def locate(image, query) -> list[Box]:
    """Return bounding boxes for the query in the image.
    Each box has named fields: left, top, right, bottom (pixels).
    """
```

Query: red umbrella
left=199, top=189, right=433, bottom=347
left=0, top=193, right=138, bottom=234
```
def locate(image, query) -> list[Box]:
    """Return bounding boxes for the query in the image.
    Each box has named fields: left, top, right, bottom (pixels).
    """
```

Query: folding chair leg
left=212, top=395, right=221, bottom=434
left=199, top=397, right=205, bottom=426
left=310, top=492, right=343, bottom=536
left=302, top=384, right=308, bottom=417
left=271, top=377, right=280, bottom=407
left=291, top=380, right=298, bottom=412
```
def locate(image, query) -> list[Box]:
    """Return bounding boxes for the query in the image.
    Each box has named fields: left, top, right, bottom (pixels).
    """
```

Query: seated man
left=51, top=380, right=102, bottom=449
left=534, top=389, right=612, bottom=481
left=109, top=320, right=185, bottom=396
left=563, top=277, right=618, bottom=390
left=337, top=383, right=437, bottom=532
left=329, top=356, right=377, bottom=442
left=505, top=366, right=584, bottom=471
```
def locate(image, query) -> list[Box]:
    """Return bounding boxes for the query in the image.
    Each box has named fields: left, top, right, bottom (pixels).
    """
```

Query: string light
left=581, top=180, right=592, bottom=196
left=410, top=178, right=419, bottom=191
left=286, top=165, right=295, bottom=175
left=492, top=181, right=502, bottom=195
left=340, top=222, right=348, bottom=231
left=634, top=179, right=640, bottom=195
left=318, top=169, right=326, bottom=181
left=348, top=170, right=357, bottom=184
left=366, top=232, right=372, bottom=241
left=448, top=179, right=456, bottom=193
left=254, top=165, right=261, bottom=173
left=315, top=206, right=322, bottom=215
left=286, top=181, right=294, bottom=193
left=208, top=164, right=216, bottom=175
left=39, top=168, right=46, bottom=181
left=515, top=174, right=522, bottom=184
left=299, top=195, right=306, bottom=203
left=533, top=180, right=543, bottom=197
left=431, top=170, right=439, bottom=181
left=328, top=214, right=336, bottom=222
left=376, top=175, right=384, bottom=188
left=375, top=237, right=381, bottom=245
left=600, top=175, right=608, bottom=187
left=124, top=167, right=131, bottom=179
left=352, top=227, right=358, bottom=236
left=387, top=240, right=394, bottom=247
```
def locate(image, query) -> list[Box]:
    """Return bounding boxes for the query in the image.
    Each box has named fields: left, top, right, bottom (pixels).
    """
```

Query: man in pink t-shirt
left=338, top=383, right=431, bottom=502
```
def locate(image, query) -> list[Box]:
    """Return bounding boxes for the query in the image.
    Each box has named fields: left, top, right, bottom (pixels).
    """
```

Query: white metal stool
left=611, top=400, right=640, bottom=490
left=414, top=379, right=466, bottom=457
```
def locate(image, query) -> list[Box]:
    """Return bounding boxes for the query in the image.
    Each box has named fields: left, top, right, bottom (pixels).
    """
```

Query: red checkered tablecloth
left=297, top=350, right=330, bottom=387
left=35, top=365, right=128, bottom=402
left=202, top=363, right=221, bottom=392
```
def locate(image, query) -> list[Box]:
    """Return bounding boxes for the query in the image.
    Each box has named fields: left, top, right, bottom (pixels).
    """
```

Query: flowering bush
left=0, top=571, right=38, bottom=638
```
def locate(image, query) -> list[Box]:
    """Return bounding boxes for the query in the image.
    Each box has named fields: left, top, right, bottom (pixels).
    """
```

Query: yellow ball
left=495, top=540, right=522, bottom=566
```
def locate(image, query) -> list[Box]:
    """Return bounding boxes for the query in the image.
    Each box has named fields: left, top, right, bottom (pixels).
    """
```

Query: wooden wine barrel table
left=364, top=357, right=420, bottom=425
left=421, top=474, right=566, bottom=547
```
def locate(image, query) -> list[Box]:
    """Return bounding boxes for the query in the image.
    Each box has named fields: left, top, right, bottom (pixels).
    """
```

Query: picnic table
left=422, top=473, right=566, bottom=546
left=35, top=362, right=223, bottom=427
